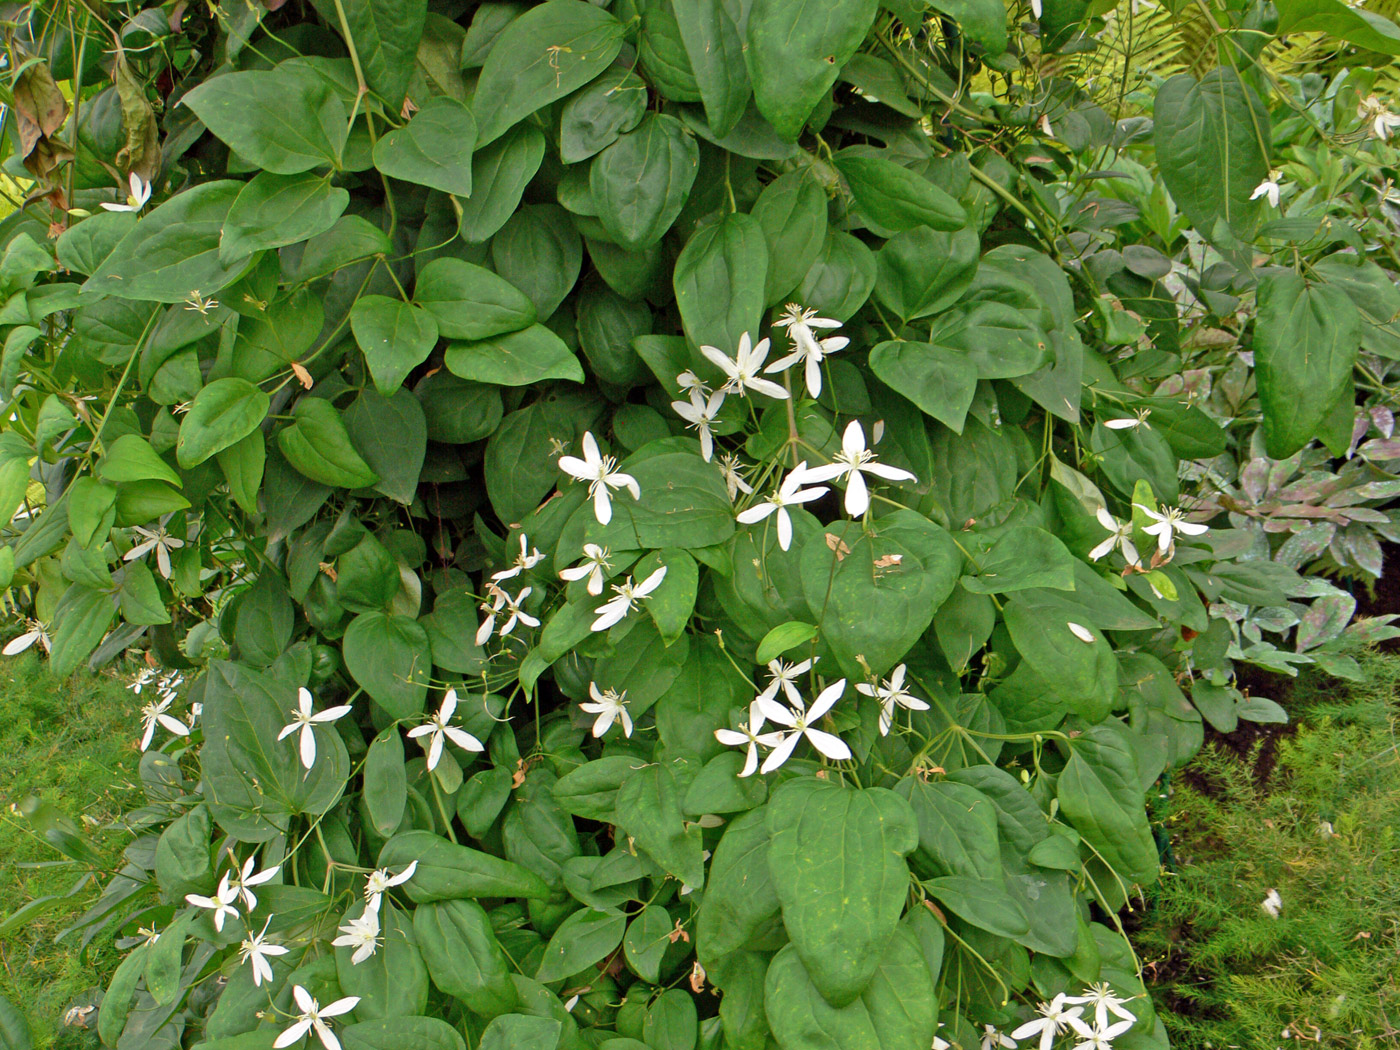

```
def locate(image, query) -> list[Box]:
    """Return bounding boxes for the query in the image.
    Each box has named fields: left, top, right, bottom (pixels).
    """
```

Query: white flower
left=1261, top=887, right=1282, bottom=918
left=332, top=909, right=382, bottom=966
left=756, top=678, right=852, bottom=772
left=227, top=854, right=280, bottom=911
left=766, top=304, right=848, bottom=398
left=1063, top=983, right=1137, bottom=1031
left=1249, top=172, right=1282, bottom=208
left=559, top=543, right=612, bottom=596
left=699, top=332, right=790, bottom=400
left=124, top=517, right=185, bottom=578
left=491, top=534, right=543, bottom=582
left=129, top=667, right=158, bottom=693
left=364, top=860, right=417, bottom=912
left=186, top=872, right=239, bottom=933
left=238, top=918, right=289, bottom=987
left=100, top=172, right=151, bottom=212
left=1064, top=622, right=1095, bottom=644
left=736, top=462, right=827, bottom=552
left=714, top=700, right=769, bottom=777
left=407, top=689, right=485, bottom=772
left=558, top=432, right=640, bottom=525
left=1359, top=95, right=1400, bottom=139
left=672, top=388, right=726, bottom=461
left=1067, top=1017, right=1135, bottom=1050
left=1030, top=0, right=1042, bottom=17
left=757, top=657, right=814, bottom=707
left=1136, top=502, right=1209, bottom=554
left=3, top=619, right=51, bottom=655
left=676, top=369, right=709, bottom=395
left=981, top=1023, right=1018, bottom=1050
left=1011, top=994, right=1086, bottom=1050
left=933, top=1028, right=951, bottom=1050
left=591, top=565, right=667, bottom=632
left=1088, top=508, right=1140, bottom=565
left=855, top=663, right=929, bottom=736
left=277, top=687, right=353, bottom=770
left=581, top=683, right=633, bottom=738
left=717, top=453, right=753, bottom=501
left=800, top=421, right=916, bottom=516
left=139, top=694, right=190, bottom=751
left=273, top=985, right=360, bottom=1050
left=1102, top=407, right=1151, bottom=430
left=476, top=585, right=506, bottom=645
left=497, top=586, right=539, bottom=637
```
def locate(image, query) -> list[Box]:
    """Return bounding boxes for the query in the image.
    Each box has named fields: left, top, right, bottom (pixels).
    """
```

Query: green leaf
left=50, top=585, right=117, bottom=677
left=416, top=372, right=504, bottom=443
left=696, top=808, right=780, bottom=966
left=85, top=181, right=248, bottom=302
left=221, top=171, right=349, bottom=264
left=923, top=876, right=1030, bottom=938
left=560, top=67, right=649, bottom=163
left=472, top=0, right=626, bottom=147
left=379, top=830, right=552, bottom=901
left=756, top=621, right=819, bottom=664
left=673, top=213, right=769, bottom=355
left=120, top=559, right=171, bottom=625
left=928, top=0, right=1008, bottom=53
left=869, top=341, right=978, bottom=433
left=623, top=905, right=673, bottom=983
left=99, top=434, right=181, bottom=487
left=201, top=660, right=349, bottom=841
left=329, top=0, right=427, bottom=106
left=1003, top=596, right=1117, bottom=721
left=930, top=302, right=1051, bottom=379
left=615, top=758, right=706, bottom=888
left=836, top=152, right=967, bottom=233
left=800, top=516, right=961, bottom=680
left=342, top=612, right=432, bottom=719
left=277, top=397, right=379, bottom=488
left=766, top=779, right=919, bottom=1007
left=638, top=548, right=698, bottom=644
left=674, top=0, right=751, bottom=136
left=874, top=226, right=979, bottom=320
left=414, top=900, right=519, bottom=1017
left=895, top=778, right=1000, bottom=879
left=752, top=170, right=829, bottom=306
left=763, top=930, right=936, bottom=1050
left=590, top=114, right=699, bottom=250
left=491, top=205, right=583, bottom=320
left=350, top=295, right=440, bottom=396
left=445, top=324, right=584, bottom=386
left=67, top=477, right=117, bottom=549
left=336, top=901, right=428, bottom=1019
left=373, top=96, right=477, bottom=197
left=746, top=0, right=879, bottom=140
left=1275, top=0, right=1400, bottom=53
left=176, top=377, right=269, bottom=469
left=568, top=452, right=736, bottom=551
left=457, top=125, right=547, bottom=242
left=1058, top=723, right=1159, bottom=885
left=342, top=388, right=426, bottom=505
left=480, top=1015, right=562, bottom=1050
left=962, top=526, right=1075, bottom=594
left=536, top=907, right=627, bottom=982
left=0, top=993, right=32, bottom=1050
left=341, top=1017, right=466, bottom=1050
left=414, top=258, right=536, bottom=341
left=364, top=729, right=407, bottom=838
left=797, top=230, right=876, bottom=322
left=1153, top=69, right=1270, bottom=239
left=1254, top=272, right=1360, bottom=459
left=182, top=66, right=348, bottom=174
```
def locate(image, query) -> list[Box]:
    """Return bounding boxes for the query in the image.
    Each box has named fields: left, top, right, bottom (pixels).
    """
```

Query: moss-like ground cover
left=0, top=654, right=142, bottom=1048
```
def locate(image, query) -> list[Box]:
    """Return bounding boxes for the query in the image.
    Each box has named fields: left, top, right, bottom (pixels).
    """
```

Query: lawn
left=1135, top=653, right=1400, bottom=1047
left=0, top=653, right=143, bottom=1049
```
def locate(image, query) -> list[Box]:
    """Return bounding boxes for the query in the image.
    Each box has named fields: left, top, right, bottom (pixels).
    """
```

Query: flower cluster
left=131, top=668, right=192, bottom=751
left=977, top=984, right=1139, bottom=1049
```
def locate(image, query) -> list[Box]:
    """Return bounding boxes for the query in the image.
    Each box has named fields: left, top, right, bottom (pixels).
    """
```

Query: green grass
left=1135, top=653, right=1400, bottom=1048
left=0, top=653, right=143, bottom=1049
